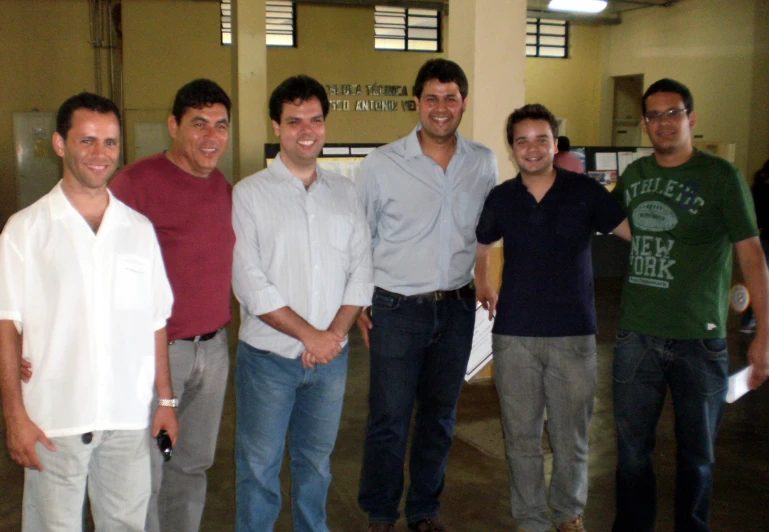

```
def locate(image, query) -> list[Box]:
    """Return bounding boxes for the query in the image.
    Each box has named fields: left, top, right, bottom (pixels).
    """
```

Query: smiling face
left=167, top=103, right=230, bottom=178
left=642, top=91, right=696, bottom=158
left=510, top=118, right=558, bottom=178
left=415, top=79, right=466, bottom=143
left=272, top=97, right=326, bottom=173
left=53, top=109, right=120, bottom=192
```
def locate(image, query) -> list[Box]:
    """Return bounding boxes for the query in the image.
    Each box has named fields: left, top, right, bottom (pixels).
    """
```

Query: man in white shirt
left=232, top=75, right=373, bottom=531
left=0, top=92, right=177, bottom=531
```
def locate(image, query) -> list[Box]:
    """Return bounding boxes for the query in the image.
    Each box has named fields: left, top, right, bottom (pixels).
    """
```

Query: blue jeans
left=235, top=341, right=348, bottom=532
left=358, top=289, right=476, bottom=524
left=493, top=335, right=596, bottom=532
left=612, top=331, right=729, bottom=532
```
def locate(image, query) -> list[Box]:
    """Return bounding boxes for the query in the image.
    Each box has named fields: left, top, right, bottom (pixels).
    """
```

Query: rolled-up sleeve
left=232, top=181, right=287, bottom=317
left=342, top=185, right=374, bottom=307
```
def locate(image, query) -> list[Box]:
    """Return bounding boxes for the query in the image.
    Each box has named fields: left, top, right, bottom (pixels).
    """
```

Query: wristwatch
left=157, top=397, right=179, bottom=408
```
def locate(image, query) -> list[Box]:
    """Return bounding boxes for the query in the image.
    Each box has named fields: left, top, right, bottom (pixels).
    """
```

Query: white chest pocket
left=115, top=255, right=152, bottom=310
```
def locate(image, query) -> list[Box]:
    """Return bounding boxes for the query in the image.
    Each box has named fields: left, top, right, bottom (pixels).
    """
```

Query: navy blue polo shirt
left=476, top=168, right=626, bottom=337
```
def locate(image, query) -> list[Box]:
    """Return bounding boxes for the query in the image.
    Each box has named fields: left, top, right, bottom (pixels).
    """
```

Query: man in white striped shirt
left=231, top=75, right=373, bottom=532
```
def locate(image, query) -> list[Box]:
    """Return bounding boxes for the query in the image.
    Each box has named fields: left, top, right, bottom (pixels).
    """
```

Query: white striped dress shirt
left=232, top=153, right=373, bottom=359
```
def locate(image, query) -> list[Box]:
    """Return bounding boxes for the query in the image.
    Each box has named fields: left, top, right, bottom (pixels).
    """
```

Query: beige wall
left=267, top=5, right=446, bottom=144
left=525, top=24, right=605, bottom=146
left=600, top=0, right=767, bottom=176
left=121, top=0, right=233, bottom=163
left=0, top=0, right=95, bottom=227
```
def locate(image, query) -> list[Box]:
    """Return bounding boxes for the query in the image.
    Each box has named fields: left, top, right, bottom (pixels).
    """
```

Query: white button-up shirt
left=0, top=182, right=173, bottom=437
left=232, top=153, right=373, bottom=359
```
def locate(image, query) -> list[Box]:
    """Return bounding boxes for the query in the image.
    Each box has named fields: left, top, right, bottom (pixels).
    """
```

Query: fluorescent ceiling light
left=548, top=0, right=608, bottom=14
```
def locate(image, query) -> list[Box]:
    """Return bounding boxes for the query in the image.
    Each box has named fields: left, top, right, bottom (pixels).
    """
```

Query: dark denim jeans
left=612, top=331, right=729, bottom=532
left=358, top=288, right=476, bottom=524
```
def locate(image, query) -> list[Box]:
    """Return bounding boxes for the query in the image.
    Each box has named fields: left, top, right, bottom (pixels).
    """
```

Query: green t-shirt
left=613, top=150, right=757, bottom=339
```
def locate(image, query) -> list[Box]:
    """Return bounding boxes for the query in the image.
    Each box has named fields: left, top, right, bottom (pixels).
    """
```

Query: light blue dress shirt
left=357, top=125, right=498, bottom=295
left=232, top=153, right=374, bottom=359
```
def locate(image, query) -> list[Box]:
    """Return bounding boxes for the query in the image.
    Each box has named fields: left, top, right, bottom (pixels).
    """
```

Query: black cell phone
left=156, top=430, right=173, bottom=462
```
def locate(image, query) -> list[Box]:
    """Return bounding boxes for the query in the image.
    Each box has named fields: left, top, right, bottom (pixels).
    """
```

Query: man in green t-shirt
left=612, top=78, right=769, bottom=532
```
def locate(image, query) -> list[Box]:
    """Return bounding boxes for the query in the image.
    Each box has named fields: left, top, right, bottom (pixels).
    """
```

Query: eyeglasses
left=643, top=107, right=689, bottom=123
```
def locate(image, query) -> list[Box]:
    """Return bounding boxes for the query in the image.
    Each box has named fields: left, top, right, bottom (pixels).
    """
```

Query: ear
left=688, top=110, right=697, bottom=129
left=272, top=120, right=281, bottom=137
left=461, top=97, right=467, bottom=112
left=167, top=115, right=178, bottom=140
left=554, top=137, right=559, bottom=155
left=414, top=96, right=421, bottom=113
left=641, top=118, right=648, bottom=136
left=52, top=132, right=66, bottom=158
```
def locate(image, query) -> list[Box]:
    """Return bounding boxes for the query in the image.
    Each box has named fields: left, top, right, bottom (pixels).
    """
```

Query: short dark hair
left=413, top=59, right=468, bottom=100
left=172, top=79, right=231, bottom=124
left=506, top=104, right=559, bottom=146
left=269, top=75, right=330, bottom=123
left=56, top=92, right=121, bottom=139
left=642, top=78, right=694, bottom=116
left=557, top=136, right=571, bottom=152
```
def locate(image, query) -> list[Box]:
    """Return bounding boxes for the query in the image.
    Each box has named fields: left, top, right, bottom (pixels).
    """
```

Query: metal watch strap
left=157, top=397, right=179, bottom=408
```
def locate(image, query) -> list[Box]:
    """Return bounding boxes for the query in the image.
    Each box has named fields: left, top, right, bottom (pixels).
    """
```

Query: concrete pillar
left=231, top=0, right=268, bottom=181
left=448, top=0, right=528, bottom=180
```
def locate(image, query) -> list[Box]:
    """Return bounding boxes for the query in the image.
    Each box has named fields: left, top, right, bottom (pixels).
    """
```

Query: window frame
left=266, top=1, right=297, bottom=48
left=374, top=5, right=442, bottom=53
left=526, top=18, right=569, bottom=59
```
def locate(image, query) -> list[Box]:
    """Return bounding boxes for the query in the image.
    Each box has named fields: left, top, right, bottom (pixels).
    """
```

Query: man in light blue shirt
left=357, top=59, right=498, bottom=532
left=232, top=75, right=373, bottom=532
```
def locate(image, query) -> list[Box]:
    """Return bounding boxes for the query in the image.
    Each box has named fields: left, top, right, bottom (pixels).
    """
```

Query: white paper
left=321, top=146, right=349, bottom=155
left=466, top=304, right=494, bottom=382
left=727, top=365, right=752, bottom=403
left=618, top=152, right=635, bottom=176
left=595, top=152, right=618, bottom=171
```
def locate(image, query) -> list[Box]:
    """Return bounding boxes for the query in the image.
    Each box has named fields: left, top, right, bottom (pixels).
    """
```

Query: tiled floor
left=2, top=278, right=768, bottom=531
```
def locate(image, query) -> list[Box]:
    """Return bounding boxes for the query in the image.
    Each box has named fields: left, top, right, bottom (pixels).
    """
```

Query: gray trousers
left=24, top=430, right=149, bottom=532
left=493, top=334, right=596, bottom=532
left=145, top=328, right=230, bottom=532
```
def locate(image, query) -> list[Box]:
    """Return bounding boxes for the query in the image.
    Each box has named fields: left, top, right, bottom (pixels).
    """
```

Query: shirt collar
left=269, top=152, right=328, bottom=189
left=403, top=124, right=467, bottom=160
left=49, top=180, right=128, bottom=227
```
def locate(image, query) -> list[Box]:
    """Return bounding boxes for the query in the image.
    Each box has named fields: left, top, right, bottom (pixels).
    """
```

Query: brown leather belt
left=375, top=282, right=475, bottom=301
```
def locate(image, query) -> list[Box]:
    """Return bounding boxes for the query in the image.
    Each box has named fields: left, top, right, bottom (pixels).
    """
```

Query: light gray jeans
left=145, top=328, right=230, bottom=532
left=493, top=334, right=596, bottom=532
left=23, top=429, right=150, bottom=531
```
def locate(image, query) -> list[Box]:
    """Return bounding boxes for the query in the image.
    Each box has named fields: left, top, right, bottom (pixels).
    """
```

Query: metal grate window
left=266, top=1, right=296, bottom=47
left=375, top=6, right=441, bottom=52
left=222, top=1, right=297, bottom=47
left=526, top=18, right=568, bottom=58
left=221, top=0, right=232, bottom=46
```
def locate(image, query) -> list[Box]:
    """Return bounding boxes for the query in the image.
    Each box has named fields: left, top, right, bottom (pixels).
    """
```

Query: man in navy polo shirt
left=475, top=104, right=630, bottom=532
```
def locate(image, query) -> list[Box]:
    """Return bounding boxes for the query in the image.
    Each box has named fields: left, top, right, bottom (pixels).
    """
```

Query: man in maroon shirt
left=110, top=79, right=235, bottom=532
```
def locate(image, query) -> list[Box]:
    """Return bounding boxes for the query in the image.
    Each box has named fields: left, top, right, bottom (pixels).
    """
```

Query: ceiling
left=290, top=0, right=680, bottom=24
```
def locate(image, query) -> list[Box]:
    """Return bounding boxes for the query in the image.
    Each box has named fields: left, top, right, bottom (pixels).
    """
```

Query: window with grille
left=526, top=18, right=568, bottom=58
left=266, top=1, right=296, bottom=47
left=221, top=0, right=232, bottom=45
left=374, top=6, right=441, bottom=52
left=221, top=1, right=297, bottom=47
